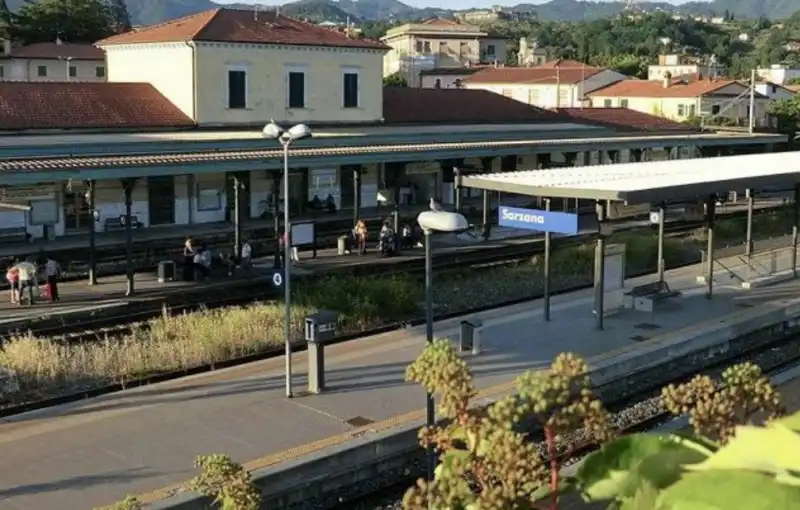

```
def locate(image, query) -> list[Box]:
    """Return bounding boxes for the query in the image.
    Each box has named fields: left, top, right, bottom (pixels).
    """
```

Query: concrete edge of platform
left=142, top=296, right=800, bottom=510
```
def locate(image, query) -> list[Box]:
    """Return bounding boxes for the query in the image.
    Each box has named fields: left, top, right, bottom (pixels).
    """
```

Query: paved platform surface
left=0, top=251, right=797, bottom=509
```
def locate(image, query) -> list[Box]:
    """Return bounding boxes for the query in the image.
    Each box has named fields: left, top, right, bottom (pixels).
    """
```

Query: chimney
left=663, top=71, right=672, bottom=88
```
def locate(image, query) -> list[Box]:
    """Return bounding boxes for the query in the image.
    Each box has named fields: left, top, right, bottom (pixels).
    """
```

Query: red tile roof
left=553, top=107, right=696, bottom=133
left=588, top=78, right=760, bottom=98
left=4, top=42, right=104, bottom=60
left=536, top=59, right=591, bottom=68
left=0, top=82, right=194, bottom=131
left=96, top=8, right=389, bottom=50
left=382, top=87, right=566, bottom=124
left=465, top=65, right=602, bottom=85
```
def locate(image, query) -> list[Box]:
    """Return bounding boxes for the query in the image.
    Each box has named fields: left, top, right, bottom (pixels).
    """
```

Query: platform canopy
left=461, top=151, right=800, bottom=204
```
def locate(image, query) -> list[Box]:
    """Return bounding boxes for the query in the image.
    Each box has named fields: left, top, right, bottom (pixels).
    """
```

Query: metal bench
left=104, top=215, right=143, bottom=231
left=0, top=226, right=29, bottom=243
left=624, top=280, right=681, bottom=312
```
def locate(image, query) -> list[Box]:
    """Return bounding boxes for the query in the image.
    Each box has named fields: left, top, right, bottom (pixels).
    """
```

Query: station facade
left=0, top=8, right=788, bottom=243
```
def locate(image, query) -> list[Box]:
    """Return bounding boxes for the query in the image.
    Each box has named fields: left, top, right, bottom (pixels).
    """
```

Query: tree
left=0, top=0, right=11, bottom=40
left=10, top=0, right=116, bottom=45
left=106, top=0, right=131, bottom=33
left=383, top=72, right=408, bottom=87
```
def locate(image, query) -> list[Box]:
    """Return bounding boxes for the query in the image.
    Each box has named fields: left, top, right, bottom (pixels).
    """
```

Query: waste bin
left=337, top=236, right=348, bottom=256
left=158, top=260, right=176, bottom=283
left=460, top=318, right=483, bottom=354
left=305, top=310, right=340, bottom=393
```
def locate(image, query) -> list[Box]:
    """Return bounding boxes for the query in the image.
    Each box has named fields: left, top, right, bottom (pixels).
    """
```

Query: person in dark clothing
left=182, top=237, right=196, bottom=281
left=44, top=257, right=61, bottom=302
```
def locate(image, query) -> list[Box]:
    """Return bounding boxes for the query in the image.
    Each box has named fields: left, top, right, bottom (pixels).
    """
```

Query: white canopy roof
left=460, top=151, right=800, bottom=204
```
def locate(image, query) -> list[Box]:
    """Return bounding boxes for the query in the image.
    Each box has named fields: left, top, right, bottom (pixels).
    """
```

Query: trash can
left=158, top=260, right=176, bottom=283
left=337, top=236, right=348, bottom=256
left=460, top=318, right=483, bottom=354
left=305, top=310, right=340, bottom=393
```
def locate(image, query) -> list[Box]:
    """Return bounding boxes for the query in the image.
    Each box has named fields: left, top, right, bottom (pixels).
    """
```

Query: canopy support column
left=705, top=195, right=716, bottom=300
left=793, top=185, right=800, bottom=277
left=86, top=179, right=97, bottom=286
left=593, top=201, right=606, bottom=331
left=353, top=165, right=362, bottom=227
left=657, top=202, right=665, bottom=284
left=232, top=174, right=242, bottom=259
left=270, top=170, right=281, bottom=269
left=745, top=189, right=754, bottom=259
left=120, top=177, right=139, bottom=296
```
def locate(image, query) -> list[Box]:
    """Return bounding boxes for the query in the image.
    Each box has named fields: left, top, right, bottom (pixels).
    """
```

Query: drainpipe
left=184, top=41, right=198, bottom=122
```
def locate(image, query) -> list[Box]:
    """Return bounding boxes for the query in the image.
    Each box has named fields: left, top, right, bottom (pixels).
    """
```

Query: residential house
left=463, top=59, right=627, bottom=108
left=0, top=40, right=106, bottom=82
left=756, top=64, right=800, bottom=85
left=517, top=38, right=547, bottom=67
left=380, top=18, right=508, bottom=86
left=419, top=66, right=488, bottom=89
left=755, top=82, right=795, bottom=100
left=96, top=8, right=389, bottom=127
left=647, top=54, right=725, bottom=81
left=587, top=76, right=770, bottom=126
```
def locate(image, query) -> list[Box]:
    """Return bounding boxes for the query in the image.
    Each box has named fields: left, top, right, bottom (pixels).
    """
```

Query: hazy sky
left=215, top=0, right=708, bottom=11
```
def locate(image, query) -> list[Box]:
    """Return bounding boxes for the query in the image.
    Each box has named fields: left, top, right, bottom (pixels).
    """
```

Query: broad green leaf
left=575, top=433, right=708, bottom=501
left=686, top=425, right=800, bottom=474
left=770, top=410, right=800, bottom=433
left=435, top=449, right=469, bottom=479
left=657, top=470, right=800, bottom=510
left=449, top=425, right=467, bottom=442
left=618, top=480, right=660, bottom=510
left=530, top=477, right=575, bottom=502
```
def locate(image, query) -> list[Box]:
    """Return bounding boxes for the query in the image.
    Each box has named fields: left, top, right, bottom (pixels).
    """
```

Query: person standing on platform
left=240, top=239, right=253, bottom=271
left=182, top=238, right=196, bottom=282
left=13, top=259, right=38, bottom=306
left=5, top=263, right=19, bottom=304
left=277, top=229, right=286, bottom=269
left=356, top=220, right=368, bottom=255
left=44, top=257, right=61, bottom=303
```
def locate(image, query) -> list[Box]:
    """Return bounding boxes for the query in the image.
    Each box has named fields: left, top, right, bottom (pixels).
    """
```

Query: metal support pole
left=657, top=203, right=665, bottom=283
left=122, top=179, right=135, bottom=296
left=87, top=179, right=97, bottom=286
left=793, top=185, right=800, bottom=277
left=454, top=168, right=462, bottom=213
left=481, top=189, right=490, bottom=240
left=271, top=171, right=281, bottom=269
left=233, top=175, right=241, bottom=258
left=353, top=166, right=361, bottom=227
left=283, top=142, right=293, bottom=398
left=745, top=189, right=754, bottom=258
left=748, top=69, right=756, bottom=135
left=593, top=201, right=605, bottom=331
left=705, top=195, right=716, bottom=300
left=424, top=229, right=435, bottom=482
left=543, top=198, right=552, bottom=321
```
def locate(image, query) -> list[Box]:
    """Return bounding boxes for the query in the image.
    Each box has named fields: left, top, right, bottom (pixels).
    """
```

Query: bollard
left=472, top=327, right=482, bottom=355
left=459, top=318, right=483, bottom=353
left=304, top=310, right=339, bottom=394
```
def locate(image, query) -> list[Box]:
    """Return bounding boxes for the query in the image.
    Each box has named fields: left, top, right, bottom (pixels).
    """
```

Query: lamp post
left=416, top=209, right=468, bottom=482
left=262, top=121, right=313, bottom=399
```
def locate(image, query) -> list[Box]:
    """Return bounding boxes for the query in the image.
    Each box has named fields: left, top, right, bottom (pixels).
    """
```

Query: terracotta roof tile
left=382, top=87, right=565, bottom=124
left=553, top=107, right=696, bottom=133
left=4, top=42, right=104, bottom=60
left=588, top=78, right=763, bottom=98
left=0, top=82, right=194, bottom=131
left=419, top=66, right=487, bottom=76
left=536, top=59, right=592, bottom=69
left=96, top=8, right=389, bottom=51
left=465, top=65, right=602, bottom=85
left=787, top=84, right=800, bottom=93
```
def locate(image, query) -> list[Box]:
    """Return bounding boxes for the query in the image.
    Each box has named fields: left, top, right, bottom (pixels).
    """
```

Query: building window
left=343, top=69, right=359, bottom=108
left=227, top=69, right=247, bottom=109
left=288, top=70, right=306, bottom=108
left=68, top=65, right=77, bottom=78
left=689, top=104, right=696, bottom=117
left=527, top=89, right=539, bottom=104
left=604, top=99, right=613, bottom=107
left=423, top=41, right=431, bottom=53
left=678, top=104, right=686, bottom=116
left=711, top=104, right=721, bottom=115
left=502, top=88, right=513, bottom=98
left=37, top=65, right=47, bottom=77
left=196, top=182, right=222, bottom=211
left=620, top=99, right=629, bottom=108
left=95, top=66, right=105, bottom=78
left=486, top=44, right=496, bottom=56
left=416, top=40, right=423, bottom=53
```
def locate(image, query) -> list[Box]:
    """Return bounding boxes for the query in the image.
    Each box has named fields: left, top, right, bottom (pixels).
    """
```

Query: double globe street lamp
left=262, top=121, right=313, bottom=399
left=417, top=208, right=468, bottom=481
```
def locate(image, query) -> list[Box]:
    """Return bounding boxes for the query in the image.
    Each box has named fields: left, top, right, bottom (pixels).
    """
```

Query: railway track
left=333, top=334, right=800, bottom=510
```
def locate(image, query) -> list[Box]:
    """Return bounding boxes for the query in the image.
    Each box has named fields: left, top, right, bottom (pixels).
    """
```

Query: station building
left=0, top=8, right=786, bottom=244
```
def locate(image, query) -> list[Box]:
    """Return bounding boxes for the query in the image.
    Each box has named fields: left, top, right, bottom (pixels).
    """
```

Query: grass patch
left=0, top=208, right=787, bottom=406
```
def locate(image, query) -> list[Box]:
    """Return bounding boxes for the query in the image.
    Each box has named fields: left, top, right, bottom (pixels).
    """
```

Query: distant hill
left=5, top=0, right=800, bottom=29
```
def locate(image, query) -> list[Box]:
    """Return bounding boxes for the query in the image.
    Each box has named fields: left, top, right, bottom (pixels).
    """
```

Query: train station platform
left=0, top=250, right=798, bottom=509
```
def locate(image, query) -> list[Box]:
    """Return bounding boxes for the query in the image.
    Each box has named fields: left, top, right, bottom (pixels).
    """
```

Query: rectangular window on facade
left=527, top=89, right=539, bottom=104
left=604, top=99, right=613, bottom=107
left=343, top=72, right=359, bottom=108
left=196, top=183, right=222, bottom=211
left=711, top=104, right=721, bottom=115
left=677, top=104, right=686, bottom=116
left=96, top=66, right=105, bottom=78
left=227, top=69, right=247, bottom=109
left=620, top=99, right=629, bottom=108
left=69, top=66, right=77, bottom=78
left=502, top=88, right=513, bottom=98
left=37, top=65, right=47, bottom=77
left=416, top=40, right=423, bottom=53
left=288, top=71, right=305, bottom=108
left=423, top=41, right=431, bottom=53
left=689, top=104, right=696, bottom=117
left=486, top=44, right=496, bottom=56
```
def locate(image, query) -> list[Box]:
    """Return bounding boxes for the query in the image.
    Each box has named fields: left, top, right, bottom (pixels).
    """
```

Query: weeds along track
left=334, top=336, right=800, bottom=510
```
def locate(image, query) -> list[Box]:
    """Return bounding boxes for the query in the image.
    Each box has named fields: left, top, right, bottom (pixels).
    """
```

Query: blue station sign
left=498, top=206, right=579, bottom=235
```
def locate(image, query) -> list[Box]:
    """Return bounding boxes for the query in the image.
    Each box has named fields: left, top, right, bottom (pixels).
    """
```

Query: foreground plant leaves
left=573, top=433, right=709, bottom=501
left=657, top=470, right=800, bottom=510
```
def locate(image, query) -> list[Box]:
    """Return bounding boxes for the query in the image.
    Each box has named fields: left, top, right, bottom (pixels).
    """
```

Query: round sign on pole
left=649, top=211, right=661, bottom=225
left=272, top=272, right=283, bottom=287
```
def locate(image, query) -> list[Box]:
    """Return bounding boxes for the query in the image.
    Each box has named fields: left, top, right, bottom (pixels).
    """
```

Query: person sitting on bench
left=325, top=194, right=337, bottom=214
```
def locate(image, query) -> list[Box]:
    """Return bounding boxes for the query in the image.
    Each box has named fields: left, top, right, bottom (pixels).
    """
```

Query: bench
left=0, top=226, right=29, bottom=243
left=104, top=215, right=143, bottom=231
left=624, top=280, right=681, bottom=313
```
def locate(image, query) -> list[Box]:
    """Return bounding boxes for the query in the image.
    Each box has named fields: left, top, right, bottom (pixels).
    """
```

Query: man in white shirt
left=240, top=239, right=252, bottom=271
left=13, top=260, right=38, bottom=305
left=45, top=257, right=61, bottom=302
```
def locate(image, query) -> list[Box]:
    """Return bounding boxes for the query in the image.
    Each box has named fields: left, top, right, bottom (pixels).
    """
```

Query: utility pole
left=748, top=69, right=756, bottom=134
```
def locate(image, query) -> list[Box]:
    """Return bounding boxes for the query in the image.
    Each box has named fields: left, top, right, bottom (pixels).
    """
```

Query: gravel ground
left=334, top=341, right=800, bottom=510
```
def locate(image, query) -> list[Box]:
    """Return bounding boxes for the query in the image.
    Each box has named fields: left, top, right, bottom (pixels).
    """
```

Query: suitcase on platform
left=42, top=283, right=51, bottom=301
